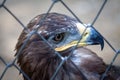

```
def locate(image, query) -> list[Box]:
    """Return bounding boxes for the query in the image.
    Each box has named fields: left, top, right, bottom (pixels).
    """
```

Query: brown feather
left=15, top=13, right=119, bottom=80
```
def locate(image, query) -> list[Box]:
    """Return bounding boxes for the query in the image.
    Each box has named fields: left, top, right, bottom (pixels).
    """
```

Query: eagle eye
left=53, top=33, right=65, bottom=43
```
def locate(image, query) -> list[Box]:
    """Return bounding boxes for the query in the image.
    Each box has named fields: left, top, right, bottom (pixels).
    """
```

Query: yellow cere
left=55, top=41, right=87, bottom=51
left=76, top=23, right=91, bottom=42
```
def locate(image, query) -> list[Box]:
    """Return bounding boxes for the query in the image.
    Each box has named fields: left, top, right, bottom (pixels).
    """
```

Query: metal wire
left=0, top=0, right=119, bottom=80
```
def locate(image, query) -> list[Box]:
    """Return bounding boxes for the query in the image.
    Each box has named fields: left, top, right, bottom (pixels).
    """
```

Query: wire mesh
left=0, top=0, right=120, bottom=80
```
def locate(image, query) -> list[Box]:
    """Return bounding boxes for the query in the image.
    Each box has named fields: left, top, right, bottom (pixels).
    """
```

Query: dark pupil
left=53, top=33, right=64, bottom=42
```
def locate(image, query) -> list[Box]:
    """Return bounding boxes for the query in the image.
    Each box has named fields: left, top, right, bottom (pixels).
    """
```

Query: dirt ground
left=0, top=0, right=120, bottom=80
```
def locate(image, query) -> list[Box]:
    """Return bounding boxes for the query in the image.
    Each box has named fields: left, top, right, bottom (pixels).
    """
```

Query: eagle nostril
left=84, top=32, right=88, bottom=37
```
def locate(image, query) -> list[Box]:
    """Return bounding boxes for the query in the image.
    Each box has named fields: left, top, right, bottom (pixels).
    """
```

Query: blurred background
left=0, top=0, right=120, bottom=80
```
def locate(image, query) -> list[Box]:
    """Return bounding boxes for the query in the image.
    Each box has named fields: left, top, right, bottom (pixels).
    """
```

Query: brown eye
left=53, top=33, right=65, bottom=43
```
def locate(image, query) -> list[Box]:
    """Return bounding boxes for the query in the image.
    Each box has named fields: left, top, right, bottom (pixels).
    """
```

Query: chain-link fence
left=0, top=0, right=120, bottom=80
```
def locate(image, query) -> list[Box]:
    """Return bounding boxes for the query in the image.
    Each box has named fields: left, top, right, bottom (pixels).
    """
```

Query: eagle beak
left=55, top=23, right=104, bottom=51
left=76, top=23, right=104, bottom=50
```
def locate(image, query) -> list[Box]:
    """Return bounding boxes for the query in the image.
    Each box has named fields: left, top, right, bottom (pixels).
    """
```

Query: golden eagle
left=15, top=13, right=120, bottom=80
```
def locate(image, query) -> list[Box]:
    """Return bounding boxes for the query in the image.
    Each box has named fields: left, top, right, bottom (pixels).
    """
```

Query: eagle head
left=28, top=13, right=104, bottom=53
